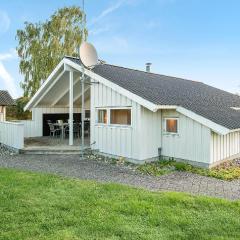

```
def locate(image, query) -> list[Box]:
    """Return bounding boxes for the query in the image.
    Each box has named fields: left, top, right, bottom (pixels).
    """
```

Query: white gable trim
left=24, top=60, right=65, bottom=111
left=176, top=106, right=230, bottom=135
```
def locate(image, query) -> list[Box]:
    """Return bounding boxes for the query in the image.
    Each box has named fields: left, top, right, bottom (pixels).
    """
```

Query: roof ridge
left=64, top=55, right=201, bottom=84
left=101, top=62, right=202, bottom=84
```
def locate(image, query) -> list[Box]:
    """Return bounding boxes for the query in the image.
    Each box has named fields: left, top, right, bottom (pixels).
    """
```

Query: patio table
left=53, top=122, right=69, bottom=139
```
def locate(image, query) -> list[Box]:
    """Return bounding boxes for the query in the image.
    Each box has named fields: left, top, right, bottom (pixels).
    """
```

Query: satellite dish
left=80, top=42, right=98, bottom=68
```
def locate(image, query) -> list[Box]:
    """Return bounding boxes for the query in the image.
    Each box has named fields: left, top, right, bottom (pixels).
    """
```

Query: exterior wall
left=161, top=109, right=211, bottom=165
left=0, top=121, right=24, bottom=150
left=138, top=107, right=162, bottom=160
left=210, top=131, right=240, bottom=164
left=90, top=83, right=212, bottom=165
left=91, top=82, right=141, bottom=160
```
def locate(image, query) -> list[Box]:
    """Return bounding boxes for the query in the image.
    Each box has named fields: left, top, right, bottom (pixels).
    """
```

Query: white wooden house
left=1, top=57, right=240, bottom=168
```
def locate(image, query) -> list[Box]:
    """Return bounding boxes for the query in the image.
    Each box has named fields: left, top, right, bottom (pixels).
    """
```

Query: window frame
left=96, top=108, right=108, bottom=125
left=95, top=107, right=132, bottom=127
left=109, top=107, right=132, bottom=127
left=164, top=117, right=179, bottom=135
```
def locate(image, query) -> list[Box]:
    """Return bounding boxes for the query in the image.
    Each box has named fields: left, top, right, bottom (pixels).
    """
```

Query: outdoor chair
left=64, top=123, right=81, bottom=138
left=48, top=123, right=61, bottom=137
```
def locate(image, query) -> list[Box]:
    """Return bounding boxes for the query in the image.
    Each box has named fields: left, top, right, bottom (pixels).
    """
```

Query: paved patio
left=0, top=154, right=240, bottom=200
left=23, top=136, right=90, bottom=152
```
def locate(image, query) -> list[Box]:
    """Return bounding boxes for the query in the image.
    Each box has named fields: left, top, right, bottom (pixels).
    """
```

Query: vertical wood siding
left=138, top=107, right=162, bottom=160
left=211, top=131, right=240, bottom=163
left=161, top=110, right=211, bottom=164
left=0, top=121, right=24, bottom=149
left=91, top=82, right=141, bottom=160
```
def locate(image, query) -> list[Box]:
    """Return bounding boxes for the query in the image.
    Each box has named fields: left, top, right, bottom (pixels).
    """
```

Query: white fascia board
left=64, top=58, right=158, bottom=112
left=155, top=105, right=178, bottom=110
left=176, top=106, right=230, bottom=135
left=229, top=128, right=240, bottom=133
left=24, top=59, right=65, bottom=111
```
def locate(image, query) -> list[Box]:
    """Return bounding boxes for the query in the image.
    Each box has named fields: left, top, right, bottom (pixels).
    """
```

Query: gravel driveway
left=0, top=154, right=240, bottom=200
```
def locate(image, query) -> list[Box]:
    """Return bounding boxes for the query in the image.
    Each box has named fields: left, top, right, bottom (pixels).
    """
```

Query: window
left=165, top=118, right=178, bottom=133
left=110, top=109, right=131, bottom=125
left=97, top=109, right=107, bottom=124
left=0, top=106, right=3, bottom=114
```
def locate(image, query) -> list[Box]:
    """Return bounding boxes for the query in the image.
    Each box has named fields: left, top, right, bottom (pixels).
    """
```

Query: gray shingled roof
left=66, top=56, right=240, bottom=130
left=0, top=91, right=15, bottom=106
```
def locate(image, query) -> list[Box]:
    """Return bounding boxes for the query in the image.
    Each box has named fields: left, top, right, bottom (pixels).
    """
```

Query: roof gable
left=0, top=91, right=14, bottom=106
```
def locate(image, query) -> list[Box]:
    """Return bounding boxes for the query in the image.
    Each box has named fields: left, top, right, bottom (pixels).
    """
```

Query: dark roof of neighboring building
left=66, top=56, right=240, bottom=130
left=0, top=90, right=15, bottom=106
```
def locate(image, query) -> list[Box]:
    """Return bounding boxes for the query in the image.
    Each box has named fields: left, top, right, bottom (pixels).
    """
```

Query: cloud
left=0, top=49, right=17, bottom=61
left=0, top=49, right=18, bottom=97
left=0, top=10, right=10, bottom=33
left=89, top=0, right=130, bottom=26
left=0, top=62, right=18, bottom=98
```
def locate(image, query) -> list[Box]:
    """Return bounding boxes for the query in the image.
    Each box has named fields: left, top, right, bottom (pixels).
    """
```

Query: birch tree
left=16, top=6, right=87, bottom=97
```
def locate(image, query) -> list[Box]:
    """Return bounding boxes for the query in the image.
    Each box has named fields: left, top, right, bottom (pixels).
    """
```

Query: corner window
left=110, top=109, right=131, bottom=125
left=165, top=118, right=178, bottom=133
left=97, top=109, right=107, bottom=124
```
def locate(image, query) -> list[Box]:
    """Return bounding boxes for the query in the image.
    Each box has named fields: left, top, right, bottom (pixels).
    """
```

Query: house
left=0, top=91, right=14, bottom=121
left=1, top=56, right=239, bottom=167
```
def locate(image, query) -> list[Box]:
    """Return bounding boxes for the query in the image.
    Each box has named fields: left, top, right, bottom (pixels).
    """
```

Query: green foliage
left=6, top=97, right=31, bottom=120
left=1, top=168, right=240, bottom=240
left=138, top=159, right=240, bottom=181
left=16, top=6, right=87, bottom=97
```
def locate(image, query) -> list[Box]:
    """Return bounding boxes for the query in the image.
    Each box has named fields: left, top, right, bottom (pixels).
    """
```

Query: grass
left=137, top=159, right=240, bottom=181
left=0, top=168, right=240, bottom=239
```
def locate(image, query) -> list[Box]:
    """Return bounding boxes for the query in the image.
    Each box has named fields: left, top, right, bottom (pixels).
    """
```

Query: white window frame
left=95, top=106, right=132, bottom=127
left=109, top=107, right=132, bottom=127
left=164, top=117, right=179, bottom=135
left=96, top=108, right=108, bottom=125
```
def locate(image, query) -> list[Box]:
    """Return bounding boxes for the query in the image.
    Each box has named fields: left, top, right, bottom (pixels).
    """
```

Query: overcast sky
left=0, top=0, right=240, bottom=97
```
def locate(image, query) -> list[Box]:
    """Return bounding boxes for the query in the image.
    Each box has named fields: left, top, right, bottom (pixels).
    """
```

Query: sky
left=0, top=0, right=240, bottom=98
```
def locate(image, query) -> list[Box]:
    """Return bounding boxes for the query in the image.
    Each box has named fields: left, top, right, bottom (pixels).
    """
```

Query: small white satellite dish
left=80, top=42, right=98, bottom=68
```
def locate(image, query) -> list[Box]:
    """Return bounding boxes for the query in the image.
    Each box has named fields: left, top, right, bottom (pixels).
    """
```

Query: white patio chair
left=48, top=123, right=61, bottom=137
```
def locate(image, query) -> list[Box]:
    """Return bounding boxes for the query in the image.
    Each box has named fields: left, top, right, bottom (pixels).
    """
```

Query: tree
left=16, top=6, right=87, bottom=97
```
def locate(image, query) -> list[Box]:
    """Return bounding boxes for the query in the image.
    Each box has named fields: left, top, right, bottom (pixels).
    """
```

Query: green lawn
left=1, top=168, right=240, bottom=240
left=137, top=159, right=240, bottom=181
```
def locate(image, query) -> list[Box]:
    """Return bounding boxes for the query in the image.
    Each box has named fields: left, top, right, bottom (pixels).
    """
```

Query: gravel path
left=0, top=154, right=240, bottom=200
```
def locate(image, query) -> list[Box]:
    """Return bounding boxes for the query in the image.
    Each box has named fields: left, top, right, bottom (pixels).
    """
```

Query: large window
left=97, top=109, right=107, bottom=124
left=110, top=109, right=131, bottom=125
left=165, top=118, right=178, bottom=133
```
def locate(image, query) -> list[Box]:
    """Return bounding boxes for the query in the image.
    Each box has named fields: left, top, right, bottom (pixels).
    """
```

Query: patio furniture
left=79, top=121, right=90, bottom=137
left=65, top=123, right=81, bottom=138
left=48, top=123, right=61, bottom=137
left=57, top=120, right=64, bottom=125
left=53, top=122, right=68, bottom=139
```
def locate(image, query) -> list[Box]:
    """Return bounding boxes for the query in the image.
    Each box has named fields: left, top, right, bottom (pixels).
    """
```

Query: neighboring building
left=9, top=56, right=240, bottom=167
left=0, top=91, right=15, bottom=121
